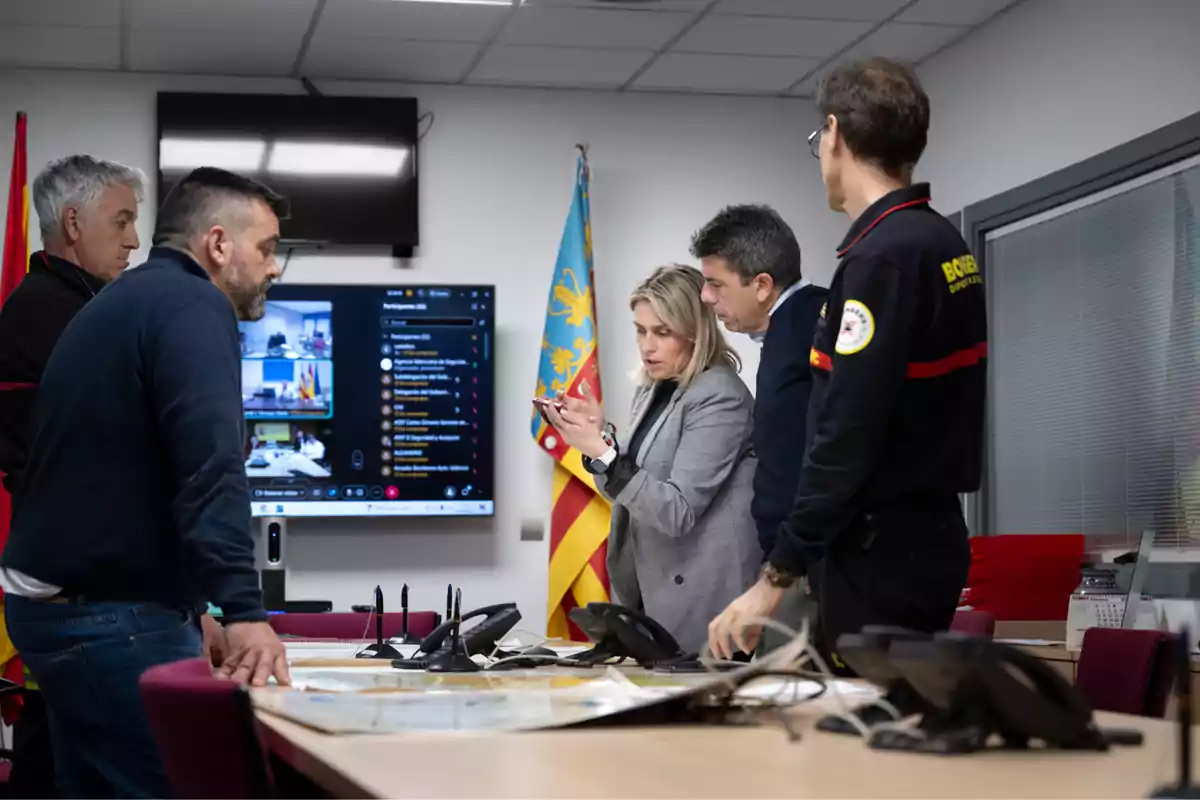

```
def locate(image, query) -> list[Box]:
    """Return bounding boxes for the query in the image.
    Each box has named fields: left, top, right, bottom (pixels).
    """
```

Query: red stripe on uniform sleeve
left=0, top=382, right=36, bottom=391
left=809, top=344, right=986, bottom=379
left=809, top=348, right=832, bottom=371
left=906, top=342, right=988, bottom=379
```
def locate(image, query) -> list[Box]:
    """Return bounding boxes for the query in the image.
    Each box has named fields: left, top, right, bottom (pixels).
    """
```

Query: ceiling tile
left=0, top=24, right=119, bottom=69
left=499, top=6, right=693, bottom=50
left=318, top=0, right=509, bottom=43
left=304, top=37, right=479, bottom=82
left=0, top=0, right=119, bottom=27
left=787, top=19, right=966, bottom=96
left=855, top=21, right=967, bottom=60
left=633, top=52, right=820, bottom=94
left=675, top=14, right=872, bottom=58
left=715, top=0, right=908, bottom=20
left=898, top=0, right=1019, bottom=26
left=127, top=28, right=299, bottom=75
left=529, top=0, right=709, bottom=10
left=470, top=45, right=650, bottom=88
left=131, top=0, right=316, bottom=35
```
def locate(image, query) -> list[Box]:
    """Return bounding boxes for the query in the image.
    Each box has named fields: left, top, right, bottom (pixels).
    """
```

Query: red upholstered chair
left=268, top=611, right=439, bottom=640
left=138, top=658, right=274, bottom=799
left=1075, top=628, right=1174, bottom=717
left=950, top=609, right=996, bottom=638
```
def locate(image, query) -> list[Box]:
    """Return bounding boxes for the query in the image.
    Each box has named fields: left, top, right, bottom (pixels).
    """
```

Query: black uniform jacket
left=769, top=183, right=987, bottom=576
left=0, top=252, right=104, bottom=499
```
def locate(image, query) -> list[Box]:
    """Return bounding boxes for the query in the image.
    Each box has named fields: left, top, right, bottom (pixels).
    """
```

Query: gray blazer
left=595, top=364, right=762, bottom=654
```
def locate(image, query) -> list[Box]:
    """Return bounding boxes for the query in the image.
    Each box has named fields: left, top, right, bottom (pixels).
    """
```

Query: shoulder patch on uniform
left=819, top=302, right=827, bottom=319
left=835, top=299, right=874, bottom=355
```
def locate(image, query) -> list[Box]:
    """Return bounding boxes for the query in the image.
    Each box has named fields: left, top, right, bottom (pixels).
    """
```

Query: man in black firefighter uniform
left=708, top=57, right=986, bottom=662
left=0, top=154, right=144, bottom=797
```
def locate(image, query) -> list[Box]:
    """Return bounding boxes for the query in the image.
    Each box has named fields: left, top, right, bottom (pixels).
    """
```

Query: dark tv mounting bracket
left=276, top=239, right=414, bottom=262
left=278, top=238, right=330, bottom=251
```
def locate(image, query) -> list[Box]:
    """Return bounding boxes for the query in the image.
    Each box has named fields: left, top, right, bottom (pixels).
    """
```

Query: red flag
left=0, top=111, right=29, bottom=724
left=1, top=112, right=28, bottom=304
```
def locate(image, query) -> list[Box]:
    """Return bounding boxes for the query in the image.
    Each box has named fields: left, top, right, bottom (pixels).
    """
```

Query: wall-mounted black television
left=156, top=92, right=418, bottom=250
left=240, top=283, right=494, bottom=518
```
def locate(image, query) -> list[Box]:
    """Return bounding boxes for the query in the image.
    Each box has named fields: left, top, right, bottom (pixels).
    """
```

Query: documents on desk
left=255, top=631, right=876, bottom=735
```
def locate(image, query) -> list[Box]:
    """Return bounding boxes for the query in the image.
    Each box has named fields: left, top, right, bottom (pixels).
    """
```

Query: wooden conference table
left=253, top=677, right=1192, bottom=799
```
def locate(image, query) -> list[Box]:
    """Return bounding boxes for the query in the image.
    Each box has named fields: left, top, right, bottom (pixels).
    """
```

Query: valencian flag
left=532, top=146, right=612, bottom=640
left=0, top=111, right=29, bottom=723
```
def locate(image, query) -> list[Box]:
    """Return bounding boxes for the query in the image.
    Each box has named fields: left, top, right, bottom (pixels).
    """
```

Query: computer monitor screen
left=240, top=284, right=494, bottom=518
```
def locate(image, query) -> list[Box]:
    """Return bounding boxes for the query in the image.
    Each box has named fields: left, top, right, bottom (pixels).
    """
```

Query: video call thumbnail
left=244, top=421, right=332, bottom=479
left=240, top=300, right=332, bottom=360
left=241, top=359, right=333, bottom=419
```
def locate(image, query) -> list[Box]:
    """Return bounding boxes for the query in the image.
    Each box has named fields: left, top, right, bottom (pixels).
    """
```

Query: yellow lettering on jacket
left=941, top=254, right=983, bottom=294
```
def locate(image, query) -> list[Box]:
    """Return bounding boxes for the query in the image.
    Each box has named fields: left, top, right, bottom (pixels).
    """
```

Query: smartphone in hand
left=532, top=396, right=563, bottom=425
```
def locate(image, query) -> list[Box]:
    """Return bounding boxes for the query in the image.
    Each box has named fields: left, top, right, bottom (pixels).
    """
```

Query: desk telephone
left=392, top=602, right=521, bottom=670
left=828, top=628, right=1145, bottom=754
left=568, top=602, right=744, bottom=671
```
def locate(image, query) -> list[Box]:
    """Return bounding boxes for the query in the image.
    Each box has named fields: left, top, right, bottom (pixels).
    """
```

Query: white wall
left=918, top=0, right=1200, bottom=215
left=0, top=67, right=835, bottom=632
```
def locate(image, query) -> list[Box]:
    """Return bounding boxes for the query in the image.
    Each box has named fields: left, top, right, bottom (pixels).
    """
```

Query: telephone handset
left=419, top=602, right=520, bottom=655
left=567, top=602, right=691, bottom=667
left=963, top=637, right=1122, bottom=746
left=392, top=602, right=521, bottom=670
left=856, top=633, right=1144, bottom=754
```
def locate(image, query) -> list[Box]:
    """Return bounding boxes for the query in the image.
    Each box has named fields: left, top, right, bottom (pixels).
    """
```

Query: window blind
left=984, top=161, right=1200, bottom=550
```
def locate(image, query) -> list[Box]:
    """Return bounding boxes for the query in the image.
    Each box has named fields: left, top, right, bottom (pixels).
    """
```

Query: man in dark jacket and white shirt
left=0, top=154, right=145, bottom=798
left=695, top=205, right=828, bottom=651
left=2, top=166, right=291, bottom=798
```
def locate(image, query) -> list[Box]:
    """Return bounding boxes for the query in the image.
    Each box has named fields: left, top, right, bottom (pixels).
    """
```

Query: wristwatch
left=760, top=561, right=797, bottom=589
left=583, top=428, right=619, bottom=475
left=587, top=445, right=618, bottom=474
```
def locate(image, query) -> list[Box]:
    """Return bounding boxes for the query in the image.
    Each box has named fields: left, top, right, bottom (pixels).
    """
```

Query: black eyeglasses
left=807, top=124, right=827, bottom=159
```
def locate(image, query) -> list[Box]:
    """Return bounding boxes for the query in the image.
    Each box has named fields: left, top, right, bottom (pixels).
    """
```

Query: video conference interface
left=240, top=285, right=495, bottom=518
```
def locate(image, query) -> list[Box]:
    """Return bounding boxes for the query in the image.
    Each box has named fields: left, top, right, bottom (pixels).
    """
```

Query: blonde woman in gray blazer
left=543, top=265, right=762, bottom=654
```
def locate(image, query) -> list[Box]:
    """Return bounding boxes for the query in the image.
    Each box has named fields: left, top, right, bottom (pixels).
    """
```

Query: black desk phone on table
left=567, top=602, right=744, bottom=670
left=832, top=630, right=1145, bottom=754
left=391, top=602, right=521, bottom=670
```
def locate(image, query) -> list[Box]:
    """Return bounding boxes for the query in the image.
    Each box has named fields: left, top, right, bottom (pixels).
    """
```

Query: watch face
left=763, top=564, right=795, bottom=587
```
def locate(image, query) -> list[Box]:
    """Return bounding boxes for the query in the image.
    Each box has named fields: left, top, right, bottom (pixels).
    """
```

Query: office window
left=985, top=158, right=1200, bottom=546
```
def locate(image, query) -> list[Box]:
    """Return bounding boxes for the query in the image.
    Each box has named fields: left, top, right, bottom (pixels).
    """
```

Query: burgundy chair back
left=950, top=609, right=996, bottom=638
left=268, top=611, right=439, bottom=640
left=138, top=658, right=274, bottom=799
left=1075, top=628, right=1174, bottom=717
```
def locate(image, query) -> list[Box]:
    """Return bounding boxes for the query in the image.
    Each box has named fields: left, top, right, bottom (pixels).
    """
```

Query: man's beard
left=232, top=278, right=272, bottom=321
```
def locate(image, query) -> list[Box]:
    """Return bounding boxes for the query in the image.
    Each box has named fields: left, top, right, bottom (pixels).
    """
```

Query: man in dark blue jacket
left=694, top=205, right=827, bottom=650
left=1, top=167, right=291, bottom=798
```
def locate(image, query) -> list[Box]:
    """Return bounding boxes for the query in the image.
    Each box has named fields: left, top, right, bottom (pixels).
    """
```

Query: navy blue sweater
left=2, top=247, right=265, bottom=622
left=752, top=283, right=828, bottom=557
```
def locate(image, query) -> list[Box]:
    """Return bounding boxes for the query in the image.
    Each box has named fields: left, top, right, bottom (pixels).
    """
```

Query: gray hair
left=32, top=155, right=146, bottom=239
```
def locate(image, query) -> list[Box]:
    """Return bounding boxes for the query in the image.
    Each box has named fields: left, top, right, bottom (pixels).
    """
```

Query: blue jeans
left=5, top=596, right=202, bottom=799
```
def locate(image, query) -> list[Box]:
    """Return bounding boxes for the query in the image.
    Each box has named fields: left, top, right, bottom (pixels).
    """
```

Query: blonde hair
left=629, top=263, right=740, bottom=388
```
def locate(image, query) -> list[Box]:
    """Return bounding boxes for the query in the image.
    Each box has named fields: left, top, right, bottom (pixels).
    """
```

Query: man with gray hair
left=0, top=154, right=143, bottom=797
left=0, top=154, right=142, bottom=498
left=1, top=166, right=290, bottom=798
